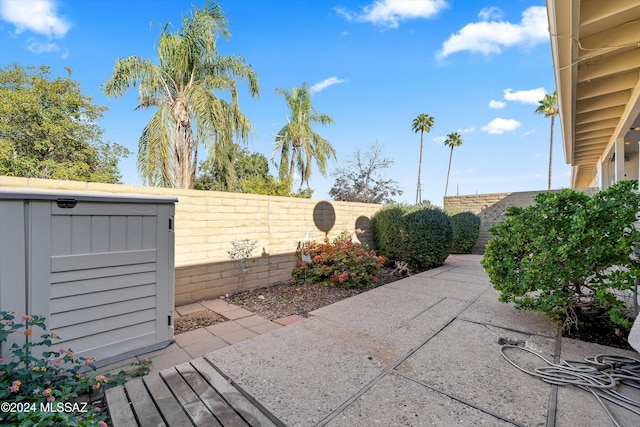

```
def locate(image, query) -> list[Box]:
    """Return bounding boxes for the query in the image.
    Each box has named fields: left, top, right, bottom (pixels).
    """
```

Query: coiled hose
left=501, top=345, right=640, bottom=426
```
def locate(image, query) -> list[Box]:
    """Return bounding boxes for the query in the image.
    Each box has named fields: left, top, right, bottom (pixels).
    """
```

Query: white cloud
left=481, top=118, right=521, bottom=134
left=478, top=7, right=503, bottom=21
left=489, top=100, right=505, bottom=109
left=504, top=87, right=546, bottom=104
left=336, top=0, right=448, bottom=29
left=26, top=39, right=60, bottom=54
left=0, top=0, right=70, bottom=37
left=458, top=126, right=475, bottom=133
left=310, top=77, right=346, bottom=94
left=433, top=136, right=446, bottom=144
left=437, top=6, right=547, bottom=59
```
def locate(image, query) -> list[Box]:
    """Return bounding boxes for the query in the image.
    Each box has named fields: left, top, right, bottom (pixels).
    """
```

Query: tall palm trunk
left=445, top=145, right=454, bottom=196
left=289, top=143, right=299, bottom=192
left=548, top=115, right=554, bottom=190
left=416, top=131, right=424, bottom=204
left=174, top=123, right=194, bottom=189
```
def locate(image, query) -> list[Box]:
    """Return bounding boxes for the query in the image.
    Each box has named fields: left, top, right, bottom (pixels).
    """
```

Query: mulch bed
left=174, top=310, right=225, bottom=335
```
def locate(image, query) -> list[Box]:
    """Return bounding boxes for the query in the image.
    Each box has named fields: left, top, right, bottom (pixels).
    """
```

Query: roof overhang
left=547, top=0, right=640, bottom=188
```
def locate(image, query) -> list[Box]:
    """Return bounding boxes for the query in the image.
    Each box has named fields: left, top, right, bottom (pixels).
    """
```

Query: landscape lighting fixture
left=631, top=126, right=640, bottom=131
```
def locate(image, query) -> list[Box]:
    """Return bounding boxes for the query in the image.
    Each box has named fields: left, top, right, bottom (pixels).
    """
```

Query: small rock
left=258, top=295, right=265, bottom=300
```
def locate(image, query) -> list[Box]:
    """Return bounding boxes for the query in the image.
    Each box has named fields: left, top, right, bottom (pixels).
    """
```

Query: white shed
left=0, top=189, right=177, bottom=366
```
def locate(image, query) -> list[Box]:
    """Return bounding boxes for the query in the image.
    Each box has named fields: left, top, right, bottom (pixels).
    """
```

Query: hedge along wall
left=444, top=188, right=597, bottom=254
left=0, top=176, right=381, bottom=305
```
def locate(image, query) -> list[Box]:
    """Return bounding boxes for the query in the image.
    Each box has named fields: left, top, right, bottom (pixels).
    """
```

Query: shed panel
left=0, top=191, right=176, bottom=364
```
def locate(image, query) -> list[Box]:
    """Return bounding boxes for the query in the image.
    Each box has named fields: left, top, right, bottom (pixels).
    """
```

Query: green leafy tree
left=411, top=113, right=435, bottom=204
left=196, top=142, right=268, bottom=191
left=535, top=90, right=558, bottom=190
left=481, top=181, right=640, bottom=330
left=102, top=0, right=259, bottom=189
left=271, top=82, right=335, bottom=192
left=195, top=143, right=303, bottom=197
left=0, top=63, right=130, bottom=182
left=443, top=132, right=463, bottom=196
left=329, top=143, right=403, bottom=203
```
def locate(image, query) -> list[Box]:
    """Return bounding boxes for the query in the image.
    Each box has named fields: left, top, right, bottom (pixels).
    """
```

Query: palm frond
left=137, top=104, right=175, bottom=186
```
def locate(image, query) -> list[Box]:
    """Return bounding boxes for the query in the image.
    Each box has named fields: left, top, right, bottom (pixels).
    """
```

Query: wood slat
left=125, top=378, right=166, bottom=427
left=143, top=374, right=194, bottom=427
left=193, top=358, right=279, bottom=427
left=160, top=368, right=222, bottom=427
left=175, top=363, right=248, bottom=427
left=105, top=386, right=138, bottom=427
left=107, top=361, right=283, bottom=427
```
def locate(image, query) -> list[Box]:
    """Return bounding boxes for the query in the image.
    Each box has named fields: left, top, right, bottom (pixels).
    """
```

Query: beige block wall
left=444, top=188, right=597, bottom=253
left=0, top=176, right=381, bottom=305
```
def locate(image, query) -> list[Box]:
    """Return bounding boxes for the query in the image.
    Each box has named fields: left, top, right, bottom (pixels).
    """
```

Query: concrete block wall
left=444, top=188, right=597, bottom=254
left=0, top=177, right=381, bottom=305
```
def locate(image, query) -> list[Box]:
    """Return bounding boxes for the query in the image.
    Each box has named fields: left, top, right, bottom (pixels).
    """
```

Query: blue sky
left=0, top=0, right=569, bottom=205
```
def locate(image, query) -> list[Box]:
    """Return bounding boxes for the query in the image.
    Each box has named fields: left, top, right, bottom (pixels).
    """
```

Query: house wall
left=444, top=188, right=598, bottom=254
left=0, top=177, right=381, bottom=305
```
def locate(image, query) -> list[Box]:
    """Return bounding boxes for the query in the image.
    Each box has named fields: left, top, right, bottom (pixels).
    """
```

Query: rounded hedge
left=373, top=204, right=406, bottom=263
left=374, top=204, right=453, bottom=270
left=401, top=207, right=453, bottom=269
left=450, top=212, right=480, bottom=254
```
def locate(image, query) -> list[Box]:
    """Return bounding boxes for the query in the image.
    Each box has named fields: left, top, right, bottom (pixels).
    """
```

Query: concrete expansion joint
left=484, top=324, right=527, bottom=347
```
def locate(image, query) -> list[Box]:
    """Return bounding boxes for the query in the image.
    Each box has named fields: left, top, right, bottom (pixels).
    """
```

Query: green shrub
left=0, top=311, right=152, bottom=426
left=401, top=206, right=453, bottom=269
left=374, top=204, right=453, bottom=269
left=292, top=232, right=386, bottom=288
left=481, top=181, right=640, bottom=330
left=373, top=204, right=406, bottom=263
left=450, top=212, right=480, bottom=254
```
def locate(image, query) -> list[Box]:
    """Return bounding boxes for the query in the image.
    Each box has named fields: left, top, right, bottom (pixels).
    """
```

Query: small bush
left=481, top=181, right=640, bottom=330
left=0, top=311, right=152, bottom=426
left=374, top=204, right=453, bottom=269
left=373, top=204, right=406, bottom=262
left=292, top=232, right=386, bottom=288
left=401, top=207, right=453, bottom=269
left=450, top=212, right=480, bottom=254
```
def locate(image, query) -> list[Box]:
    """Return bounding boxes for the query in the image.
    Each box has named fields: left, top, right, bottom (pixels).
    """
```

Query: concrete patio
left=107, top=254, right=640, bottom=426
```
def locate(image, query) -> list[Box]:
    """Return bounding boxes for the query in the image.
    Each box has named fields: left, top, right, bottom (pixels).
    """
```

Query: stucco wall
left=0, top=176, right=381, bottom=305
left=444, top=188, right=597, bottom=253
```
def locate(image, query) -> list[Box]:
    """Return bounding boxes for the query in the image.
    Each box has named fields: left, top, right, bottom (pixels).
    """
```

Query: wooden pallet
left=105, top=357, right=284, bottom=427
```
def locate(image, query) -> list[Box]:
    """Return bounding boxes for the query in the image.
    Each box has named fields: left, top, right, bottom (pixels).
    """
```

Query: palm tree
left=535, top=90, right=558, bottom=190
left=444, top=132, right=463, bottom=197
left=102, top=1, right=259, bottom=189
left=271, top=82, right=335, bottom=192
left=411, top=113, right=435, bottom=204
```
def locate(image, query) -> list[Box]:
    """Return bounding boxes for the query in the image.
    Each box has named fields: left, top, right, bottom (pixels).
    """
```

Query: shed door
left=29, top=200, right=174, bottom=361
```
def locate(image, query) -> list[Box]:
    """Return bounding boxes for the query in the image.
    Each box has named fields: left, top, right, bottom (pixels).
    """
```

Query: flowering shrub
left=292, top=232, right=386, bottom=288
left=131, top=357, right=153, bottom=377
left=0, top=311, right=152, bottom=426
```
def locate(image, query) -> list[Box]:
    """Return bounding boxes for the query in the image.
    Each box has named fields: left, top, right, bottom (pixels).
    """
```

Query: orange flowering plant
left=0, top=311, right=151, bottom=425
left=292, top=232, right=386, bottom=288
